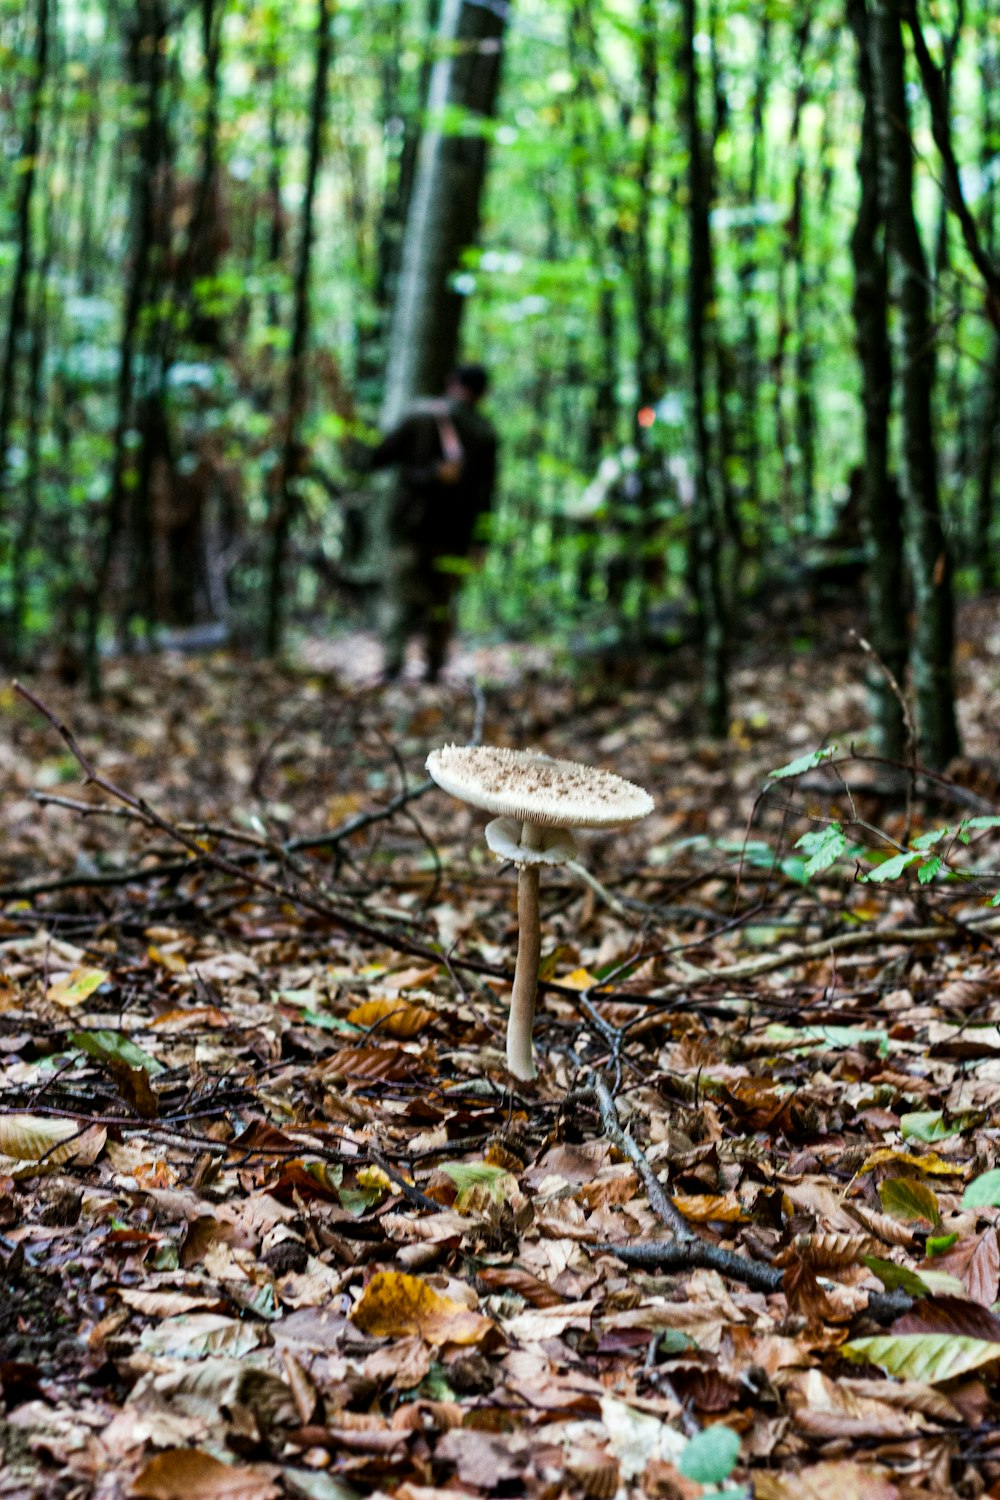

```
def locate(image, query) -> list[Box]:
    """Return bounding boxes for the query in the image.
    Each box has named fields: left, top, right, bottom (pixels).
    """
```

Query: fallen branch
left=595, top=1239, right=912, bottom=1324
left=566, top=1078, right=692, bottom=1239
left=572, top=1074, right=913, bottom=1326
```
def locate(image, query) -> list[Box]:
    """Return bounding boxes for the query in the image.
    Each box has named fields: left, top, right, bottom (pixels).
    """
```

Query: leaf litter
left=2, top=614, right=1000, bottom=1495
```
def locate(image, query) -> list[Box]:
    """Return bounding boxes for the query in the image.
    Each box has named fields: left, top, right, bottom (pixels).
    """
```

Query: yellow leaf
left=148, top=945, right=187, bottom=974
left=347, top=996, right=436, bottom=1039
left=47, top=966, right=109, bottom=1008
left=357, top=1164, right=394, bottom=1191
left=560, top=967, right=600, bottom=991
left=859, top=1148, right=966, bottom=1177
left=351, top=1271, right=493, bottom=1346
left=325, top=792, right=364, bottom=827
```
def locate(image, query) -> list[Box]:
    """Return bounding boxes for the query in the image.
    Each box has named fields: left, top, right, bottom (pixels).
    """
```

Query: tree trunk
left=0, top=0, right=50, bottom=643
left=380, top=0, right=507, bottom=426
left=681, top=0, right=728, bottom=736
left=265, top=0, right=333, bottom=655
left=870, top=0, right=960, bottom=768
left=848, top=0, right=907, bottom=761
left=736, top=16, right=770, bottom=555
left=83, top=0, right=167, bottom=694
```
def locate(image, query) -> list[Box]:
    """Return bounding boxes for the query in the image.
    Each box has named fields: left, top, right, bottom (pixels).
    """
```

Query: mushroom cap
left=485, top=816, right=578, bottom=867
left=426, top=745, right=654, bottom=830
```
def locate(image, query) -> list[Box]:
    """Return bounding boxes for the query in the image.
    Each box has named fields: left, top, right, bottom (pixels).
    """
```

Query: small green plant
left=766, top=750, right=1000, bottom=901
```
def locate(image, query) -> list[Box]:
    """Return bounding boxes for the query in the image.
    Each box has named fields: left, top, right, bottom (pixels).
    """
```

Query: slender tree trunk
left=681, top=0, right=728, bottom=736
left=0, top=0, right=50, bottom=639
left=870, top=0, right=960, bottom=768
left=83, top=0, right=167, bottom=694
left=975, top=337, right=1000, bottom=583
left=381, top=0, right=507, bottom=425
left=265, top=0, right=333, bottom=654
left=10, top=0, right=64, bottom=664
left=736, top=16, right=770, bottom=554
left=974, top=21, right=1000, bottom=585
left=566, top=4, right=618, bottom=462
left=707, top=0, right=740, bottom=553
left=848, top=0, right=907, bottom=760
left=629, top=0, right=660, bottom=633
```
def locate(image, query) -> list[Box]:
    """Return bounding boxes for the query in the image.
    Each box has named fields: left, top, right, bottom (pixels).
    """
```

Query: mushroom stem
left=508, top=822, right=544, bottom=1081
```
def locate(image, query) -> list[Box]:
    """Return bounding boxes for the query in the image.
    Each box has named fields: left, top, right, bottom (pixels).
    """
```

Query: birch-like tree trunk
left=380, top=0, right=507, bottom=426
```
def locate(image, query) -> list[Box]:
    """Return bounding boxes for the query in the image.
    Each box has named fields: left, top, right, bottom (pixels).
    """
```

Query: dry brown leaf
left=754, top=1461, right=899, bottom=1500
left=130, top=1449, right=280, bottom=1500
left=671, top=1191, right=747, bottom=1223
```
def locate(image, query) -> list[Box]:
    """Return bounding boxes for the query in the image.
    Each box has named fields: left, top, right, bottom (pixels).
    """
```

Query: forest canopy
left=0, top=0, right=998, bottom=759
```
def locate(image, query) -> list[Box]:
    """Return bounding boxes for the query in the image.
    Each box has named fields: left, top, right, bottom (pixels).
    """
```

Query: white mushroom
left=426, top=745, right=654, bottom=1081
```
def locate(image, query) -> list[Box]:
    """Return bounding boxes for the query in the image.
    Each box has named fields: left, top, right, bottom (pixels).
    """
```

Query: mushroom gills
left=485, top=816, right=577, bottom=867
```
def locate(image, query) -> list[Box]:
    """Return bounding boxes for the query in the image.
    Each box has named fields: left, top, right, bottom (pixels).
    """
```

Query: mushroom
left=426, top=745, right=654, bottom=1081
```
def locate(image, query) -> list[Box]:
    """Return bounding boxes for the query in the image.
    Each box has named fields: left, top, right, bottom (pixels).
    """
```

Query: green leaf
left=69, top=1029, right=166, bottom=1076
left=963, top=1168, right=1000, bottom=1209
left=337, top=1186, right=382, bottom=1216
left=767, top=746, right=838, bottom=780
left=794, top=824, right=848, bottom=877
left=440, top=1161, right=518, bottom=1210
left=301, top=1009, right=362, bottom=1034
left=917, top=856, right=943, bottom=885
left=679, top=1425, right=741, bottom=1485
left=861, top=1255, right=931, bottom=1297
left=865, top=851, right=921, bottom=882
left=842, top=1333, right=1000, bottom=1383
left=927, top=1233, right=960, bottom=1256
left=878, top=1177, right=941, bottom=1226
left=900, top=1111, right=957, bottom=1143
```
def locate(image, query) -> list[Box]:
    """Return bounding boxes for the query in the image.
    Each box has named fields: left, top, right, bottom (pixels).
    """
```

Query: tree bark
left=681, top=0, right=728, bottom=736
left=870, top=0, right=960, bottom=768
left=265, top=0, right=333, bottom=655
left=0, top=0, right=50, bottom=644
left=848, top=0, right=907, bottom=760
left=380, top=0, right=507, bottom=426
left=83, top=0, right=167, bottom=695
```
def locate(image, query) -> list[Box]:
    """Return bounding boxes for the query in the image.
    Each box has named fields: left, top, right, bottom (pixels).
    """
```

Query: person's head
left=447, top=363, right=489, bottom=404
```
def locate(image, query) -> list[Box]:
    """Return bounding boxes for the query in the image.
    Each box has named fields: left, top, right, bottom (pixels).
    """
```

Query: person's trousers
left=381, top=544, right=461, bottom=679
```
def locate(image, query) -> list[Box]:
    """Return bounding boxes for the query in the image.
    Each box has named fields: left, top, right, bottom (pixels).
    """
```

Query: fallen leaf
left=131, top=1448, right=280, bottom=1499
left=350, top=1271, right=493, bottom=1345
left=46, top=966, right=110, bottom=1008
left=346, top=996, right=436, bottom=1038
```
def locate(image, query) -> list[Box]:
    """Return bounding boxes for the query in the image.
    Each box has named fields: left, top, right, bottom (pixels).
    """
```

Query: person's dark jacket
left=359, top=399, right=498, bottom=554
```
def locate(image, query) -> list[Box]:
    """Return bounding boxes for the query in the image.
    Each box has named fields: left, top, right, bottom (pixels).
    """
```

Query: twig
left=367, top=1147, right=442, bottom=1214
left=595, top=1240, right=912, bottom=1324
left=567, top=1077, right=692, bottom=1239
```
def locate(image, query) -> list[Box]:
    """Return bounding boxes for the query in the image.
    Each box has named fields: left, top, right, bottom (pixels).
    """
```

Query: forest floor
left=3, top=604, right=1000, bottom=1499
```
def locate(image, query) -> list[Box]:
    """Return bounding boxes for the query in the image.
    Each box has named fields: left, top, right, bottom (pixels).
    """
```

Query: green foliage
left=963, top=1169, right=1000, bottom=1209
left=1, top=0, right=998, bottom=657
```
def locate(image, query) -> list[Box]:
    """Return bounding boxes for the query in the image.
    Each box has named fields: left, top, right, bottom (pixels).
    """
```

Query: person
left=355, top=364, right=498, bottom=681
